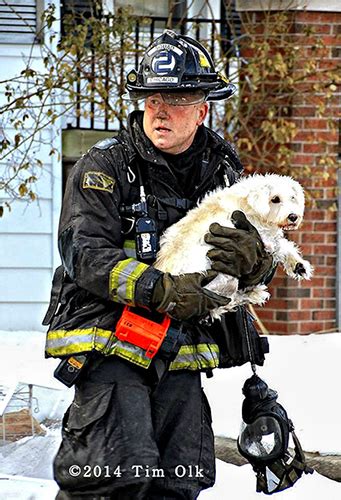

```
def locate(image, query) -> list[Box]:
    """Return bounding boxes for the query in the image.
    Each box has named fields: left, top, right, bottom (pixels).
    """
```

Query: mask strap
left=291, top=431, right=314, bottom=474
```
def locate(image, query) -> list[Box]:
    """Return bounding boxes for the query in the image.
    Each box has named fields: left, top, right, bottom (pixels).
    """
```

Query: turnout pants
left=54, top=355, right=216, bottom=499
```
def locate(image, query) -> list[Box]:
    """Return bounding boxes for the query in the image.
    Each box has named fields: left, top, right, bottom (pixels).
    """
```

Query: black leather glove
left=204, top=210, right=273, bottom=288
left=151, top=270, right=231, bottom=321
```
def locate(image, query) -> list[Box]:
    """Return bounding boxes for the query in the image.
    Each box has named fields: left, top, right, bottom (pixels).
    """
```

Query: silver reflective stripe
left=123, top=240, right=137, bottom=259
left=107, top=339, right=152, bottom=368
left=169, top=344, right=220, bottom=371
left=116, top=259, right=140, bottom=302
left=110, top=258, right=149, bottom=303
left=46, top=334, right=109, bottom=349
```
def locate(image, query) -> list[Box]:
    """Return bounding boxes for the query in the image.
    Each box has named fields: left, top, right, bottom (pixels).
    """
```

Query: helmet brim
left=124, top=82, right=237, bottom=102
left=206, top=83, right=237, bottom=101
left=122, top=88, right=209, bottom=105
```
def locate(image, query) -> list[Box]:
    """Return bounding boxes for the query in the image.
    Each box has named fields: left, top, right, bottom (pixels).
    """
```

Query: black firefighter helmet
left=124, top=29, right=236, bottom=102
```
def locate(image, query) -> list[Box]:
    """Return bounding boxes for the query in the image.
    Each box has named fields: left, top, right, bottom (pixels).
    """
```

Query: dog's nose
left=288, top=213, right=298, bottom=223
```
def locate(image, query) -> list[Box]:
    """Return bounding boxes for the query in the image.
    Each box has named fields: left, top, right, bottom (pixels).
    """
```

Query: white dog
left=154, top=173, right=313, bottom=318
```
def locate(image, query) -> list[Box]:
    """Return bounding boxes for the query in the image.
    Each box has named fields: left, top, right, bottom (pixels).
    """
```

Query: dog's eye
left=271, top=196, right=281, bottom=204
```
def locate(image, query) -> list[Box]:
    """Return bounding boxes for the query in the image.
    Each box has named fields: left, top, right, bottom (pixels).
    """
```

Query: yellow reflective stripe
left=109, top=258, right=149, bottom=304
left=123, top=239, right=137, bottom=258
left=174, top=344, right=219, bottom=355
left=45, top=327, right=219, bottom=373
left=45, top=328, right=113, bottom=357
left=47, top=343, right=95, bottom=357
left=169, top=343, right=220, bottom=371
left=45, top=327, right=152, bottom=368
left=106, top=340, right=151, bottom=368
left=47, top=328, right=111, bottom=341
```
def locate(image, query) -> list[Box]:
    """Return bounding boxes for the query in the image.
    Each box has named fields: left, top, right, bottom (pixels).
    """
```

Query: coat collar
left=124, top=111, right=243, bottom=185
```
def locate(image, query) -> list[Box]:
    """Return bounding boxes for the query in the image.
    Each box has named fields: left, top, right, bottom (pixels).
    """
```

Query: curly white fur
left=154, top=173, right=313, bottom=319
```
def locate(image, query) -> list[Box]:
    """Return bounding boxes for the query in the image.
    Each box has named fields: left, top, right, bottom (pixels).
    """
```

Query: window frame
left=0, top=0, right=45, bottom=45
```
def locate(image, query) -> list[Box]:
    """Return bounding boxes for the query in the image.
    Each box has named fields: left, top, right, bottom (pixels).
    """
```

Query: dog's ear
left=246, top=186, right=271, bottom=217
left=292, top=182, right=305, bottom=207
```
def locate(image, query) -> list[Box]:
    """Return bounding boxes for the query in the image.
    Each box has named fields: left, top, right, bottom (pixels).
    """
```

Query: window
left=0, top=0, right=44, bottom=44
left=114, top=0, right=186, bottom=19
left=61, top=0, right=101, bottom=18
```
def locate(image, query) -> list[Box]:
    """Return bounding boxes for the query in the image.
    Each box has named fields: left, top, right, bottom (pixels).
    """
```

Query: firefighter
left=44, top=30, right=273, bottom=499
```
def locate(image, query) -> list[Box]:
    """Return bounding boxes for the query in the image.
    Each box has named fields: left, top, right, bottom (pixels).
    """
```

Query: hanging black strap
left=240, top=306, right=257, bottom=373
left=291, top=431, right=314, bottom=474
left=200, top=149, right=210, bottom=180
left=221, top=155, right=239, bottom=186
left=42, top=266, right=65, bottom=326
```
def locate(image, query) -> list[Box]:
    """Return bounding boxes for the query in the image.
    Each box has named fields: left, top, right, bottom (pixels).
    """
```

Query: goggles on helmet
left=124, top=90, right=207, bottom=107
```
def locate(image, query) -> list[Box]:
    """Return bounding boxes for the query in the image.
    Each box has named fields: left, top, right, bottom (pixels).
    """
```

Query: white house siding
left=0, top=2, right=62, bottom=331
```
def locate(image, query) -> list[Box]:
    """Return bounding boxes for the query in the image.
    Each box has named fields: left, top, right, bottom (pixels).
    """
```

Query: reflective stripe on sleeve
left=123, top=239, right=137, bottom=259
left=109, top=258, right=149, bottom=304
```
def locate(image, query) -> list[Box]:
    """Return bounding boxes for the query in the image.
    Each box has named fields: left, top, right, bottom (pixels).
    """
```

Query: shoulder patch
left=93, top=137, right=119, bottom=150
left=83, top=171, right=115, bottom=193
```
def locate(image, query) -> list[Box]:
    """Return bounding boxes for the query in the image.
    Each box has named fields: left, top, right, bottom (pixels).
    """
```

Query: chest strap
left=158, top=197, right=194, bottom=210
left=147, top=195, right=194, bottom=220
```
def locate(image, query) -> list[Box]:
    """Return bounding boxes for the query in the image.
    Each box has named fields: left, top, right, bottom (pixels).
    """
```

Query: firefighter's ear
left=197, top=102, right=208, bottom=125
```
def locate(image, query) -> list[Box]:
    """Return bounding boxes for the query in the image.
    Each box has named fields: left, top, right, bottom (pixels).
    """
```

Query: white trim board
left=236, top=1, right=341, bottom=12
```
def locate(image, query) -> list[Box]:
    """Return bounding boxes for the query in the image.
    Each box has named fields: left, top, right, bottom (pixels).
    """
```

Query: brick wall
left=237, top=7, right=340, bottom=335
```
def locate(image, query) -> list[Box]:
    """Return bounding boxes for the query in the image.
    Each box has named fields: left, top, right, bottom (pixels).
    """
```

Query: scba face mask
left=237, top=374, right=313, bottom=495
left=238, top=375, right=290, bottom=465
left=239, top=415, right=284, bottom=464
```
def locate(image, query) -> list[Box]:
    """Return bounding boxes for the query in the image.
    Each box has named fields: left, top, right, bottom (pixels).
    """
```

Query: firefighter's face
left=143, top=94, right=208, bottom=154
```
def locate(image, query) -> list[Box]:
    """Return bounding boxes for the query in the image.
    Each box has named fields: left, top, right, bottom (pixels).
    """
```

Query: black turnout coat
left=43, top=111, right=268, bottom=371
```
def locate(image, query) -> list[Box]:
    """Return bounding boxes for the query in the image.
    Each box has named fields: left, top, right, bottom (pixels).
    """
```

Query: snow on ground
left=0, top=474, right=58, bottom=500
left=203, top=332, right=341, bottom=455
left=0, top=331, right=64, bottom=390
left=201, top=460, right=341, bottom=500
left=0, top=429, right=61, bottom=479
left=1, top=460, right=340, bottom=500
left=0, top=330, right=340, bottom=499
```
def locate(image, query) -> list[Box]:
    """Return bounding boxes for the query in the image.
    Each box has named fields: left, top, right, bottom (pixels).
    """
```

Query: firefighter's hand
left=204, top=210, right=273, bottom=288
left=151, top=270, right=230, bottom=321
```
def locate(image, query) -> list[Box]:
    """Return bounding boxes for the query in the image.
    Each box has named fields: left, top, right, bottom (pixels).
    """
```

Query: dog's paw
left=245, top=285, right=270, bottom=306
left=294, top=259, right=313, bottom=280
left=230, top=285, right=270, bottom=308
